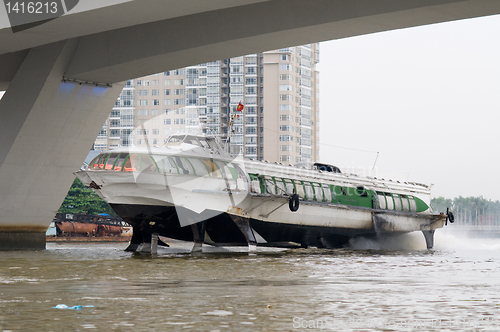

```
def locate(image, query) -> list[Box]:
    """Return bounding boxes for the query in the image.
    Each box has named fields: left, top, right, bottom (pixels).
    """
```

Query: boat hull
left=109, top=200, right=446, bottom=249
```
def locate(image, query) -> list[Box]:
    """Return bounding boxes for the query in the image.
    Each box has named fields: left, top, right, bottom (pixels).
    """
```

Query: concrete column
left=0, top=39, right=123, bottom=250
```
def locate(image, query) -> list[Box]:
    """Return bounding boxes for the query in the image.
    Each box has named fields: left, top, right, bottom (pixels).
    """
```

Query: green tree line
left=431, top=196, right=500, bottom=225
left=58, top=178, right=117, bottom=216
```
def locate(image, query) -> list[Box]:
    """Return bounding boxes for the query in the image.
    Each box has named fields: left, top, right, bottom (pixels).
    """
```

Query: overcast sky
left=318, top=14, right=500, bottom=201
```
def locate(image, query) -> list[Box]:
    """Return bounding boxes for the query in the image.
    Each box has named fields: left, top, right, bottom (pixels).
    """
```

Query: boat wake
left=346, top=232, right=426, bottom=250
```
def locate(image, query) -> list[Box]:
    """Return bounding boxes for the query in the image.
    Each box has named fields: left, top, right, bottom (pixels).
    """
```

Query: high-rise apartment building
left=95, top=44, right=319, bottom=163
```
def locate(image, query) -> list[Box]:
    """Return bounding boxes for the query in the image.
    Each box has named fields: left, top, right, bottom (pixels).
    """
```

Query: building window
left=279, top=84, right=292, bottom=91
left=280, top=125, right=293, bottom=132
left=152, top=109, right=159, bottom=116
left=279, top=64, right=292, bottom=71
left=280, top=115, right=293, bottom=121
left=164, top=119, right=171, bottom=125
left=279, top=135, right=293, bottom=142
left=153, top=99, right=160, bottom=105
left=152, top=89, right=159, bottom=96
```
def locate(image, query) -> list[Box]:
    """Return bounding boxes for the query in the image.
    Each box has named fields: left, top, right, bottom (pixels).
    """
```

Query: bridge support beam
left=0, top=39, right=123, bottom=250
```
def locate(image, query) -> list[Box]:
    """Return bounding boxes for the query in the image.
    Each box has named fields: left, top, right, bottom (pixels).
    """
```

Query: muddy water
left=1, top=231, right=500, bottom=331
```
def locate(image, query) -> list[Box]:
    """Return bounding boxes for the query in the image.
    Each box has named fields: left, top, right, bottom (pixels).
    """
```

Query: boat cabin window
left=141, top=154, right=158, bottom=173
left=264, top=176, right=275, bottom=194
left=284, top=179, right=294, bottom=195
left=123, top=154, right=139, bottom=172
left=205, top=137, right=218, bottom=150
left=304, top=182, right=314, bottom=201
left=113, top=153, right=127, bottom=171
left=183, top=135, right=201, bottom=147
left=275, top=178, right=286, bottom=195
left=295, top=180, right=306, bottom=199
left=202, top=159, right=223, bottom=178
left=90, top=155, right=103, bottom=170
left=188, top=158, right=210, bottom=176
left=226, top=163, right=239, bottom=180
left=155, top=156, right=179, bottom=174
left=313, top=183, right=324, bottom=202
left=392, top=194, right=402, bottom=211
left=385, top=193, right=394, bottom=210
left=173, top=156, right=194, bottom=175
left=105, top=153, right=120, bottom=170
left=167, top=135, right=185, bottom=144
left=99, top=153, right=111, bottom=169
left=215, top=161, right=233, bottom=180
left=323, top=185, right=332, bottom=203
left=400, top=194, right=410, bottom=212
left=250, top=175, right=262, bottom=193
left=377, top=192, right=387, bottom=209
left=409, top=196, right=417, bottom=212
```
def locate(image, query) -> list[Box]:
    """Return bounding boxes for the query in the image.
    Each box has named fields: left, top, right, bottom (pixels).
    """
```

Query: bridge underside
left=1, top=0, right=500, bottom=249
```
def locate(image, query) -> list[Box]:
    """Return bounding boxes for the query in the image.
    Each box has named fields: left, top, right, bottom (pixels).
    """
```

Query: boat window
left=113, top=153, right=126, bottom=171
left=331, top=186, right=337, bottom=201
left=251, top=179, right=262, bottom=193
left=183, top=135, right=201, bottom=146
left=409, top=196, right=417, bottom=212
left=123, top=154, right=140, bottom=172
left=323, top=185, right=332, bottom=202
left=140, top=154, right=158, bottom=173
left=304, top=182, right=314, bottom=201
left=264, top=176, right=275, bottom=194
left=202, top=159, right=223, bottom=178
left=313, top=183, right=323, bottom=202
left=104, top=153, right=119, bottom=170
left=205, top=137, right=218, bottom=150
left=188, top=158, right=209, bottom=176
left=233, top=163, right=248, bottom=191
left=284, top=179, right=294, bottom=195
left=172, top=156, right=194, bottom=175
left=198, top=138, right=210, bottom=149
left=377, top=192, right=386, bottom=209
left=294, top=180, right=305, bottom=199
left=400, top=194, right=410, bottom=212
left=167, top=135, right=185, bottom=144
left=275, top=178, right=286, bottom=195
left=225, top=162, right=239, bottom=180
left=385, top=193, right=394, bottom=210
left=154, top=156, right=179, bottom=174
left=99, top=153, right=111, bottom=169
left=392, top=194, right=402, bottom=211
left=90, top=155, right=103, bottom=170
left=215, top=161, right=233, bottom=180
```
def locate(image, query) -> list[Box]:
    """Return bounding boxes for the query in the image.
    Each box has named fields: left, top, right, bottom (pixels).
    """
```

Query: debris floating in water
left=52, top=304, right=94, bottom=310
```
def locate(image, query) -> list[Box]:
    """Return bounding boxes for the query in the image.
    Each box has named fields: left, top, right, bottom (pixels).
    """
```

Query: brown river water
left=1, top=230, right=500, bottom=331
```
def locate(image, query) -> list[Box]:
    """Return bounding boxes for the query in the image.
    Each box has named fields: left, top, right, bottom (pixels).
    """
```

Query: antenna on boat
left=372, top=152, right=379, bottom=170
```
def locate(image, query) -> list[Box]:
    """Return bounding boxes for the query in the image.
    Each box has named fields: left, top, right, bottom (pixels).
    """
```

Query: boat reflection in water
left=76, top=133, right=452, bottom=253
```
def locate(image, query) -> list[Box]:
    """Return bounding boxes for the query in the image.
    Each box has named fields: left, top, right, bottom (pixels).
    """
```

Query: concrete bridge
left=1, top=0, right=500, bottom=249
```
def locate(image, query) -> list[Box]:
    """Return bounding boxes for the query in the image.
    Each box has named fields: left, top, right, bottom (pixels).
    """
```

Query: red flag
left=237, top=101, right=244, bottom=112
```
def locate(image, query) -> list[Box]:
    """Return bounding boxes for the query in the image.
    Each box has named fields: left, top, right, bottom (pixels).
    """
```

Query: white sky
left=318, top=14, right=500, bottom=201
